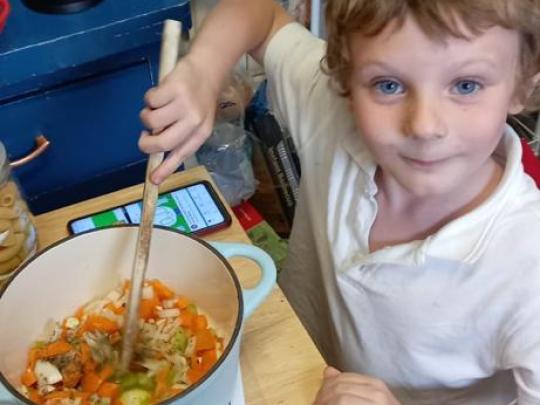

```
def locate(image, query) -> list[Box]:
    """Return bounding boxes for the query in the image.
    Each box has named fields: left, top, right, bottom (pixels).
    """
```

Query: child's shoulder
left=488, top=191, right=540, bottom=264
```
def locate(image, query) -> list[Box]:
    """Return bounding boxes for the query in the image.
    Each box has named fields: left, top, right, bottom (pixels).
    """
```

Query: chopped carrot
left=27, top=347, right=44, bottom=369
left=28, top=388, right=44, bottom=404
left=105, top=302, right=125, bottom=315
left=139, top=297, right=158, bottom=320
left=44, top=391, right=73, bottom=400
left=76, top=321, right=89, bottom=338
left=81, top=343, right=97, bottom=373
left=190, top=351, right=202, bottom=372
left=81, top=372, right=103, bottom=393
left=97, top=382, right=120, bottom=399
left=44, top=340, right=72, bottom=357
left=21, top=368, right=37, bottom=387
left=74, top=306, right=85, bottom=320
left=201, top=349, right=218, bottom=371
left=62, top=361, right=83, bottom=388
left=192, top=315, right=208, bottom=332
left=152, top=279, right=174, bottom=300
left=85, top=315, right=120, bottom=333
left=195, top=329, right=216, bottom=351
left=166, top=387, right=184, bottom=397
left=80, top=343, right=92, bottom=364
left=154, top=366, right=171, bottom=399
left=186, top=367, right=205, bottom=384
left=83, top=360, right=97, bottom=373
left=179, top=310, right=193, bottom=328
left=176, top=296, right=190, bottom=309
left=73, top=391, right=91, bottom=405
left=98, top=364, right=114, bottom=381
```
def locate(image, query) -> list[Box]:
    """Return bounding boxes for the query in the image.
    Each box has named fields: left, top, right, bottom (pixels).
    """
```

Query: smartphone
left=67, top=180, right=232, bottom=236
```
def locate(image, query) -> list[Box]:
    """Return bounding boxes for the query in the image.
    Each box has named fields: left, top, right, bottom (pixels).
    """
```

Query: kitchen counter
left=33, top=165, right=325, bottom=404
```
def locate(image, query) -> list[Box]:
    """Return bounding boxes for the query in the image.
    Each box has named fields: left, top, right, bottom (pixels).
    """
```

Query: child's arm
left=313, top=367, right=402, bottom=405
left=139, top=0, right=292, bottom=184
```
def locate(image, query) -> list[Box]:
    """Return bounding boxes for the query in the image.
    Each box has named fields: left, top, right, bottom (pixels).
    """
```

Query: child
left=138, top=1, right=540, bottom=403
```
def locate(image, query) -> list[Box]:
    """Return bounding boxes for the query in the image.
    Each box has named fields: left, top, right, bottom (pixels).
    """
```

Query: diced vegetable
left=195, top=329, right=216, bottom=351
left=64, top=317, right=80, bottom=330
left=157, top=308, right=180, bottom=319
left=151, top=280, right=174, bottom=300
left=192, top=315, right=208, bottom=332
left=176, top=296, right=190, bottom=310
left=97, top=382, right=120, bottom=399
left=84, top=315, right=120, bottom=333
left=139, top=297, right=159, bottom=320
left=21, top=368, right=37, bottom=387
left=43, top=340, right=72, bottom=358
left=119, top=373, right=155, bottom=393
left=179, top=311, right=193, bottom=328
left=120, top=389, right=152, bottom=405
left=172, top=330, right=188, bottom=353
left=81, top=371, right=103, bottom=393
left=34, top=360, right=63, bottom=385
left=22, top=279, right=223, bottom=405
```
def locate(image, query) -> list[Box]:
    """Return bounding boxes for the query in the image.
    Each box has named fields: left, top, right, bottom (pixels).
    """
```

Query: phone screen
left=68, top=182, right=230, bottom=235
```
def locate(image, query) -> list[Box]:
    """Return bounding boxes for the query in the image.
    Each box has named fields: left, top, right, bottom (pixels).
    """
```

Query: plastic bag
left=197, top=122, right=256, bottom=206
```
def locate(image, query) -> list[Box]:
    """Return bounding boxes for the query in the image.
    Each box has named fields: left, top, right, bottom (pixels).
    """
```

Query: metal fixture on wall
left=22, top=0, right=103, bottom=14
left=310, top=0, right=323, bottom=37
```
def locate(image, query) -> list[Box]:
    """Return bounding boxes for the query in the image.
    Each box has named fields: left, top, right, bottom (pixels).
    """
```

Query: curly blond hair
left=323, top=0, right=540, bottom=111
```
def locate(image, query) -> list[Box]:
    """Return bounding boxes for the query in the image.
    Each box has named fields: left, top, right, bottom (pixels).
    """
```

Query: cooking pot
left=0, top=225, right=277, bottom=404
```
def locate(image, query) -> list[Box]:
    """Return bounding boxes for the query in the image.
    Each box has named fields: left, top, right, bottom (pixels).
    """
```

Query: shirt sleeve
left=263, top=22, right=334, bottom=152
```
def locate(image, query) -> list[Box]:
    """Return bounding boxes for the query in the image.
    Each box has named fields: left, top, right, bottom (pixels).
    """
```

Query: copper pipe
left=9, top=135, right=50, bottom=168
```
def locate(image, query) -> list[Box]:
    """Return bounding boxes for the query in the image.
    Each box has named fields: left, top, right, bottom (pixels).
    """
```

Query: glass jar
left=0, top=142, right=38, bottom=283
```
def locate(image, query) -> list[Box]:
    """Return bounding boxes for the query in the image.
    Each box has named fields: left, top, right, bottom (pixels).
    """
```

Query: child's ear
left=508, top=99, right=525, bottom=115
left=509, top=72, right=540, bottom=114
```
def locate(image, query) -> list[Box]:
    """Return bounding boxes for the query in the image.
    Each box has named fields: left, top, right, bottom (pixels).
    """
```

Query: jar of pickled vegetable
left=0, top=141, right=38, bottom=283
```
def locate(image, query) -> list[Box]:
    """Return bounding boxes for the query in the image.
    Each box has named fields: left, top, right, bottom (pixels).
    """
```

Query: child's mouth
left=402, top=156, right=449, bottom=169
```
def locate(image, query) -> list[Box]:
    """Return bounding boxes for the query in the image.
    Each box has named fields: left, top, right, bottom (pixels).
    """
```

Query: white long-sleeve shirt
left=265, top=23, right=540, bottom=405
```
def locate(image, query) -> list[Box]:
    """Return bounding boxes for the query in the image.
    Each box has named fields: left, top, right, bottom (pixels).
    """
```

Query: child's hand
left=138, top=55, right=220, bottom=184
left=313, top=366, right=402, bottom=405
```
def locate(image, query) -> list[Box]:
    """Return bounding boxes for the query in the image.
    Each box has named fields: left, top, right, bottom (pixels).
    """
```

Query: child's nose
left=403, top=95, right=447, bottom=140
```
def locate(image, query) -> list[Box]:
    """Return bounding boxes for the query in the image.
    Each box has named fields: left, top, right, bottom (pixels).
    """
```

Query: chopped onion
left=35, top=360, right=63, bottom=385
left=157, top=308, right=180, bottom=318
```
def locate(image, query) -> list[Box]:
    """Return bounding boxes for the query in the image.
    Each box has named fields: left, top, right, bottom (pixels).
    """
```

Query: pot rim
left=0, top=224, right=244, bottom=404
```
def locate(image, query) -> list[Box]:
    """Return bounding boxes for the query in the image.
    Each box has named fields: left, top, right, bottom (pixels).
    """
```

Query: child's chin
left=400, top=178, right=454, bottom=198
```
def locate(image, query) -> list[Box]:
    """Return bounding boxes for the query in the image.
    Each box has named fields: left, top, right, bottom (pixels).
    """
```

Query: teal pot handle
left=210, top=242, right=277, bottom=319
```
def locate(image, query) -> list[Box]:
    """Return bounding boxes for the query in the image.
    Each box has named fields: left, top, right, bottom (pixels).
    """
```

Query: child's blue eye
left=454, top=80, right=482, bottom=95
left=374, top=80, right=404, bottom=95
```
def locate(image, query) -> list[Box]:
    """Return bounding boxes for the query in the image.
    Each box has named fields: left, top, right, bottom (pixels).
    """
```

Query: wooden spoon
left=119, top=19, right=182, bottom=373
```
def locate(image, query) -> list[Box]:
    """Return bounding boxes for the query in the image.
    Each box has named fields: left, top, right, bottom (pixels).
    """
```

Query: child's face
left=348, top=15, right=523, bottom=198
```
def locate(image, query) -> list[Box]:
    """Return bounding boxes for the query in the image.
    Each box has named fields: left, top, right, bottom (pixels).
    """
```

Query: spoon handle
left=119, top=19, right=182, bottom=373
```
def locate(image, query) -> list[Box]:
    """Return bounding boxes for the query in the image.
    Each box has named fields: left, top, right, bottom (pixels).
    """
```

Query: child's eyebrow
left=450, top=59, right=498, bottom=72
left=354, top=58, right=499, bottom=76
left=353, top=61, right=399, bottom=75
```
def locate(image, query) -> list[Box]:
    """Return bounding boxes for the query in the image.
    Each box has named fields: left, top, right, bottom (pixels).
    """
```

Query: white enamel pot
left=0, top=225, right=277, bottom=404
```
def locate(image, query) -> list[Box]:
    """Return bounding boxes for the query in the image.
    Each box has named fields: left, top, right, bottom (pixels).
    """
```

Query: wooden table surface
left=33, top=166, right=325, bottom=405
